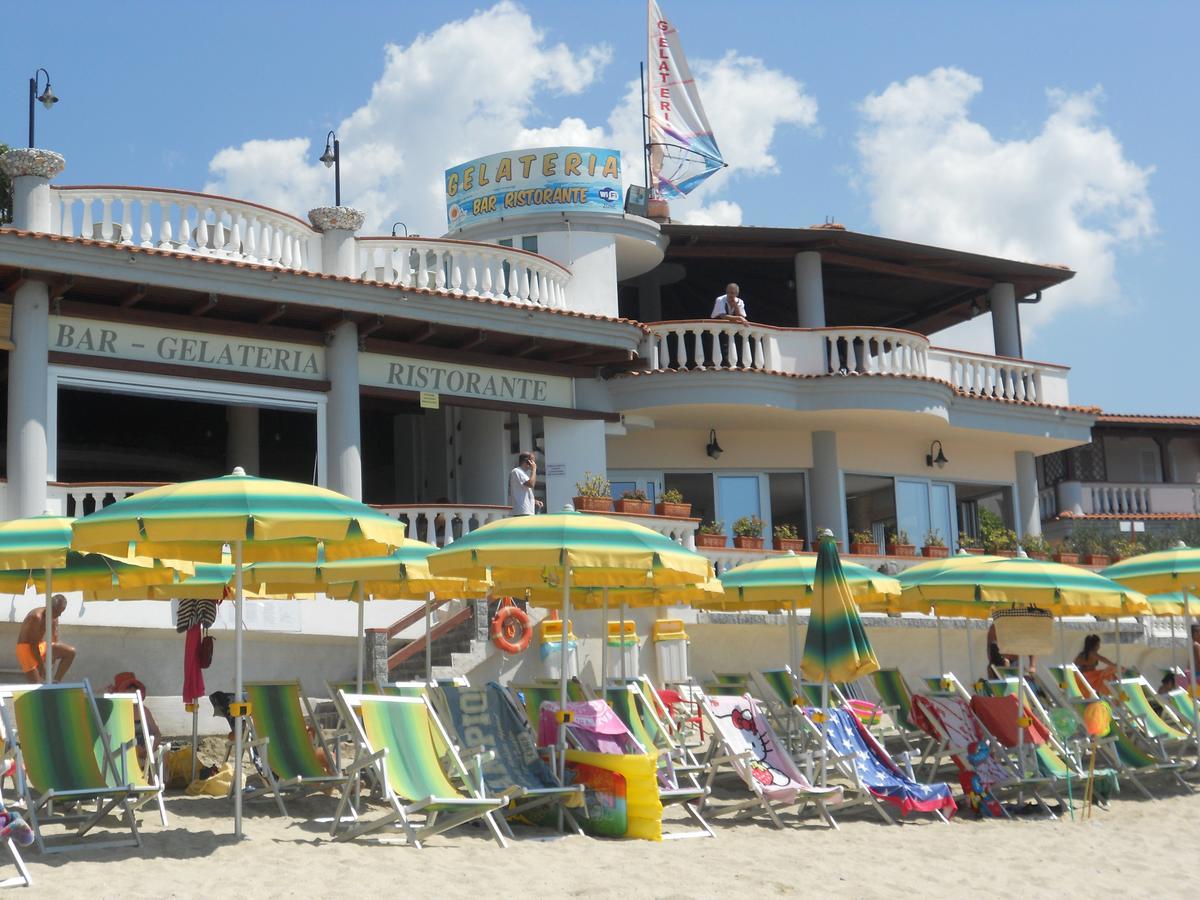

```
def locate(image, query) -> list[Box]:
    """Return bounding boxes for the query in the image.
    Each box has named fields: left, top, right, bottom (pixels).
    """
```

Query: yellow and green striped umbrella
left=1144, top=591, right=1200, bottom=618
left=0, top=515, right=78, bottom=570
left=0, top=550, right=185, bottom=594
left=801, top=533, right=880, bottom=684
left=426, top=508, right=712, bottom=588
left=523, top=579, right=723, bottom=610
left=83, top=564, right=275, bottom=601
left=705, top=551, right=901, bottom=613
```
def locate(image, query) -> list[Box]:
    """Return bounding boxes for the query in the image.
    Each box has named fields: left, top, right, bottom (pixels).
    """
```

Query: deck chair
left=1162, top=688, right=1199, bottom=735
left=1112, top=678, right=1191, bottom=757
left=512, top=680, right=586, bottom=731
left=799, top=706, right=955, bottom=823
left=866, top=669, right=934, bottom=755
left=96, top=693, right=168, bottom=827
left=603, top=683, right=708, bottom=775
left=332, top=693, right=508, bottom=847
left=704, top=672, right=752, bottom=697
left=910, top=693, right=1057, bottom=818
left=1, top=682, right=157, bottom=853
left=242, top=681, right=345, bottom=817
left=438, top=682, right=584, bottom=837
left=699, top=693, right=843, bottom=829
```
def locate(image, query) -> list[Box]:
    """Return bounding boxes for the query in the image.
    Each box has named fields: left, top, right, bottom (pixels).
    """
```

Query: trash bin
left=652, top=619, right=689, bottom=684
left=606, top=620, right=639, bottom=679
left=539, top=618, right=578, bottom=680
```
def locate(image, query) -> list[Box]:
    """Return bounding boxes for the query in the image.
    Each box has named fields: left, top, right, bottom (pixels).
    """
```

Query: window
left=844, top=474, right=896, bottom=545
left=768, top=473, right=808, bottom=542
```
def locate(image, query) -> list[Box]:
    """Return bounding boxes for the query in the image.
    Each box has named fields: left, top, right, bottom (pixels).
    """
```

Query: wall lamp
left=391, top=221, right=408, bottom=237
left=706, top=429, right=724, bottom=460
left=28, top=68, right=58, bottom=148
left=318, top=130, right=341, bottom=206
left=926, top=440, right=948, bottom=469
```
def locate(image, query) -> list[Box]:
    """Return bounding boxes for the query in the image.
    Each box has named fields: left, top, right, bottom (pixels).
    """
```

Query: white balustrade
left=1038, top=486, right=1059, bottom=519
left=930, top=347, right=1069, bottom=405
left=49, top=482, right=162, bottom=518
left=820, top=327, right=928, bottom=376
left=645, top=320, right=775, bottom=372
left=1088, top=484, right=1152, bottom=516
left=580, top=509, right=698, bottom=549
left=52, top=186, right=318, bottom=271
left=357, top=238, right=569, bottom=308
left=373, top=504, right=509, bottom=548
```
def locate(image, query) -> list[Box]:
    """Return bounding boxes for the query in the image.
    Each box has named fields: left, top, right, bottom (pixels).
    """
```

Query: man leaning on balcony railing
left=711, top=283, right=748, bottom=323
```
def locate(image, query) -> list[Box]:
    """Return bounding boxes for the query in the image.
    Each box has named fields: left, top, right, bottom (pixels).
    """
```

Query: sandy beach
left=13, top=768, right=1200, bottom=899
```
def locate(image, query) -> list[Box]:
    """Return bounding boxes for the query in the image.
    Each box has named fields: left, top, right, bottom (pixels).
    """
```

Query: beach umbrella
left=0, top=515, right=184, bottom=681
left=1144, top=592, right=1200, bottom=676
left=428, top=508, right=712, bottom=792
left=1103, top=545, right=1200, bottom=755
left=71, top=468, right=407, bottom=839
left=800, top=533, right=880, bottom=784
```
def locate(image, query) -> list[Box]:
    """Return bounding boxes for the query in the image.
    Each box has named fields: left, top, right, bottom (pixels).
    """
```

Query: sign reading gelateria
left=49, top=316, right=325, bottom=380
left=360, top=352, right=572, bottom=409
left=445, top=146, right=621, bottom=229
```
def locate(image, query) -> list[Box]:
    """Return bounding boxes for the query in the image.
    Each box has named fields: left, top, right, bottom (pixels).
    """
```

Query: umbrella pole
left=1184, top=590, right=1200, bottom=760
left=1112, top=616, right=1122, bottom=675
left=788, top=600, right=800, bottom=750
left=356, top=583, right=365, bottom=694
left=43, top=568, right=53, bottom=683
left=425, top=591, right=434, bottom=687
left=1170, top=614, right=1178, bottom=673
left=190, top=704, right=199, bottom=784
left=619, top=600, right=628, bottom=685
left=965, top=618, right=975, bottom=686
left=1016, top=652, right=1027, bottom=777
left=1059, top=616, right=1068, bottom=666
left=233, top=539, right=244, bottom=840
left=935, top=610, right=944, bottom=677
left=600, top=589, right=609, bottom=692
left=820, top=678, right=830, bottom=787
left=558, top=567, right=572, bottom=832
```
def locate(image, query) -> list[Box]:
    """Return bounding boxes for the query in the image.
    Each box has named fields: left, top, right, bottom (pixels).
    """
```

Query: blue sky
left=2, top=1, right=1195, bottom=414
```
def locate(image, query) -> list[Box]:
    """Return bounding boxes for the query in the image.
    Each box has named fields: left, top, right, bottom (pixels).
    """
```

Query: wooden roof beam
left=119, top=284, right=149, bottom=308
left=258, top=303, right=287, bottom=325
left=819, top=251, right=992, bottom=289
left=190, top=293, right=218, bottom=316
left=458, top=330, right=488, bottom=352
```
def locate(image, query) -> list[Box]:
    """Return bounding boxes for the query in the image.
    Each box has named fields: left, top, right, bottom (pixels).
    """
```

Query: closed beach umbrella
left=428, top=508, right=712, bottom=789
left=71, top=468, right=407, bottom=839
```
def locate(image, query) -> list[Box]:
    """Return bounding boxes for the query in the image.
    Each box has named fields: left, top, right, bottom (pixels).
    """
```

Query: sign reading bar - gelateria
left=49, top=315, right=326, bottom=380
left=360, top=352, right=572, bottom=409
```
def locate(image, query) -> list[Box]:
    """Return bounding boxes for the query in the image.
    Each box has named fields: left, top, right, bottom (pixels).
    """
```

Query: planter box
left=696, top=533, right=727, bottom=549
left=614, top=498, right=652, bottom=515
left=990, top=550, right=1017, bottom=558
left=573, top=496, right=612, bottom=513
left=774, top=538, right=805, bottom=552
left=921, top=545, right=950, bottom=559
left=887, top=543, right=917, bottom=558
left=1027, top=553, right=1049, bottom=561
left=655, top=501, right=692, bottom=518
left=733, top=536, right=764, bottom=550
left=850, top=542, right=879, bottom=556
left=1082, top=554, right=1110, bottom=567
left=961, top=547, right=986, bottom=555
left=1053, top=552, right=1080, bottom=564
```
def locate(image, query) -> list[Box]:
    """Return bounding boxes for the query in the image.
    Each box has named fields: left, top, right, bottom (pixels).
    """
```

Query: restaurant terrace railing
left=1047, top=480, right=1200, bottom=518
left=642, top=321, right=1070, bottom=405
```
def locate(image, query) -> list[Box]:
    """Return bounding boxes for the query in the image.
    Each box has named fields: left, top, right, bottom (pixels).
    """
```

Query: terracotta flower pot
left=1027, top=553, right=1048, bottom=561
left=655, top=501, right=692, bottom=518
left=614, top=499, right=652, bottom=515
left=921, top=545, right=949, bottom=558
left=733, top=536, right=764, bottom=550
left=887, top=543, right=917, bottom=558
left=573, top=496, right=612, bottom=513
left=774, top=538, right=805, bottom=552
left=850, top=542, right=879, bottom=556
left=961, top=547, right=985, bottom=555
left=695, top=533, right=727, bottom=549
left=991, top=549, right=1017, bottom=558
left=1053, top=551, right=1079, bottom=564
left=1083, top=553, right=1110, bottom=567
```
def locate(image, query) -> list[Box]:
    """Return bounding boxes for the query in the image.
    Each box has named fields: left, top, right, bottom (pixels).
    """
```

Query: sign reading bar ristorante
left=49, top=316, right=326, bottom=380
left=360, top=352, right=572, bottom=409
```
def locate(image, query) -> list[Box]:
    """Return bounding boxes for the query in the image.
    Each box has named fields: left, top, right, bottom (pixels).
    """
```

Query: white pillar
left=226, top=406, right=260, bottom=476
left=795, top=251, right=825, bottom=328
left=307, top=206, right=365, bottom=278
left=543, top=418, right=607, bottom=513
left=990, top=282, right=1021, bottom=358
left=7, top=281, right=51, bottom=518
left=810, top=430, right=846, bottom=543
left=1058, top=481, right=1085, bottom=517
left=1, top=148, right=65, bottom=233
left=1015, top=450, right=1042, bottom=538
left=326, top=320, right=362, bottom=500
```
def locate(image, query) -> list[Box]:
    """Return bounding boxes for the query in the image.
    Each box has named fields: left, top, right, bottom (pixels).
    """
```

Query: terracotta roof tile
left=1097, top=413, right=1200, bottom=426
left=1055, top=512, right=1200, bottom=521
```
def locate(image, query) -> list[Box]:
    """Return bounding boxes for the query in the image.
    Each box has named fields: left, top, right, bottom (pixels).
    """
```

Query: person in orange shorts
left=16, top=595, right=75, bottom=684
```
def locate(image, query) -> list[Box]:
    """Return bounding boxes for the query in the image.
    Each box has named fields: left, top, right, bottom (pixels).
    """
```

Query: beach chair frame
left=99, top=692, right=168, bottom=827
left=331, top=692, right=508, bottom=848
left=863, top=669, right=936, bottom=758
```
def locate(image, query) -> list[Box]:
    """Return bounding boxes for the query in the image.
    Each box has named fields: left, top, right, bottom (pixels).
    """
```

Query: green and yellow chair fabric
left=96, top=692, right=168, bottom=826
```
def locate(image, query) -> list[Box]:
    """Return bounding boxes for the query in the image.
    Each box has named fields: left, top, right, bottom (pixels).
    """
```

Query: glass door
left=895, top=478, right=957, bottom=551
left=717, top=475, right=766, bottom=541
left=929, top=482, right=957, bottom=551
left=608, top=470, right=659, bottom=506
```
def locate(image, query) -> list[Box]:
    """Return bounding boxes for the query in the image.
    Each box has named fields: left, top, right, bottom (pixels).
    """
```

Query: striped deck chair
left=96, top=693, right=168, bottom=826
left=332, top=693, right=508, bottom=847
left=704, top=672, right=752, bottom=697
left=1163, top=689, right=1199, bottom=734
left=604, top=683, right=708, bottom=778
left=1, top=682, right=158, bottom=853
left=866, top=669, right=930, bottom=755
left=512, top=680, right=586, bottom=730
left=699, top=693, right=843, bottom=829
left=1113, top=678, right=1190, bottom=757
left=243, top=681, right=344, bottom=817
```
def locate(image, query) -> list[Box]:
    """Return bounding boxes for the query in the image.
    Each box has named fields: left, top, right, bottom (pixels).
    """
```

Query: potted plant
left=1067, top=527, right=1109, bottom=567
left=1021, top=533, right=1051, bottom=561
left=922, top=529, right=949, bottom=558
left=1052, top=541, right=1079, bottom=565
left=886, top=528, right=916, bottom=557
left=655, top=488, right=692, bottom=519
left=850, top=529, right=879, bottom=556
left=958, top=531, right=985, bottom=554
left=732, top=515, right=765, bottom=550
left=1109, top=537, right=1145, bottom=562
left=773, top=523, right=805, bottom=552
left=572, top=472, right=612, bottom=513
left=982, top=523, right=1018, bottom=557
left=614, top=488, right=652, bottom=515
left=695, top=520, right=726, bottom=549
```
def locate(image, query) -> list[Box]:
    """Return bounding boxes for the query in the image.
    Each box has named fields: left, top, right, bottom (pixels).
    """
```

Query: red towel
left=183, top=624, right=206, bottom=704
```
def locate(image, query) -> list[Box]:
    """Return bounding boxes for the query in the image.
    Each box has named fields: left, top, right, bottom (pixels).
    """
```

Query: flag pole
left=641, top=62, right=650, bottom=193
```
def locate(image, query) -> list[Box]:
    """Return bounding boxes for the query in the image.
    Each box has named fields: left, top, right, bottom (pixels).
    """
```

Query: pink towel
left=183, top=625, right=206, bottom=704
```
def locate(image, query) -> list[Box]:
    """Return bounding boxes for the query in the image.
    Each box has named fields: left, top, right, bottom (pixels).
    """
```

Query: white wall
left=535, top=230, right=618, bottom=318
left=458, top=407, right=510, bottom=505
left=543, top=418, right=607, bottom=512
left=1103, top=435, right=1162, bottom=483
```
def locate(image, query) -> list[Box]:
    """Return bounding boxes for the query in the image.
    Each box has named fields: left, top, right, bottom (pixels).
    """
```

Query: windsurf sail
left=646, top=1, right=726, bottom=199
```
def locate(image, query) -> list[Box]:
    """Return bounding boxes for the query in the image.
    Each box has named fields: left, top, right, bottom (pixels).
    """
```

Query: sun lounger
left=704, top=672, right=752, bottom=697
left=0, top=682, right=159, bottom=852
left=331, top=692, right=508, bottom=847
left=1112, top=678, right=1191, bottom=756
left=242, top=681, right=345, bottom=817
left=699, top=693, right=843, bottom=829
left=96, top=692, right=168, bottom=826
left=865, top=669, right=934, bottom=755
left=512, top=680, right=586, bottom=730
left=438, top=682, right=584, bottom=836
left=1162, top=688, right=1199, bottom=735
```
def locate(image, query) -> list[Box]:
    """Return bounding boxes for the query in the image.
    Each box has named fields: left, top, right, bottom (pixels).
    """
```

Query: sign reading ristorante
left=359, top=353, right=572, bottom=408
left=50, top=315, right=325, bottom=379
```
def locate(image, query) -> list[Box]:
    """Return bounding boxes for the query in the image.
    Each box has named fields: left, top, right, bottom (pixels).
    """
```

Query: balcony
left=1042, top=480, right=1200, bottom=519
left=641, top=320, right=1070, bottom=406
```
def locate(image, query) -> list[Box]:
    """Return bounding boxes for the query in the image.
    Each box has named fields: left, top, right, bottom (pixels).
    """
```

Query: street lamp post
left=28, top=68, right=59, bottom=148
left=319, top=131, right=341, bottom=207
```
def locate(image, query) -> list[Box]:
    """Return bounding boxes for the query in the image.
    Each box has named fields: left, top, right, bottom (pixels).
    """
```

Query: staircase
left=377, top=598, right=496, bottom=683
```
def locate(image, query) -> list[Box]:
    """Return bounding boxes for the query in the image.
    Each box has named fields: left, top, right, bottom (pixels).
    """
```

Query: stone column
left=309, top=207, right=366, bottom=499
left=810, top=430, right=846, bottom=543
left=7, top=280, right=51, bottom=518
left=1015, top=450, right=1042, bottom=538
left=1, top=148, right=65, bottom=232
left=990, top=282, right=1021, bottom=358
left=795, top=251, right=825, bottom=328
left=226, top=405, right=260, bottom=476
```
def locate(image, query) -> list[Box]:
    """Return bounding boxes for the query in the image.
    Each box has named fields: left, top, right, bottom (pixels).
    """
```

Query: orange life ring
left=491, top=603, right=532, bottom=654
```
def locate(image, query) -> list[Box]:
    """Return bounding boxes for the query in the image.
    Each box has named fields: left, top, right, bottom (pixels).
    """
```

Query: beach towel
left=183, top=625, right=206, bottom=704
left=969, top=695, right=1050, bottom=747
left=821, top=707, right=956, bottom=817
left=911, top=694, right=1013, bottom=817
left=537, top=700, right=641, bottom=754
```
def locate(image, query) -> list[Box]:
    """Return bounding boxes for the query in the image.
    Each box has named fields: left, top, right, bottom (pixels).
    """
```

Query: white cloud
left=204, top=3, right=816, bottom=235
left=855, top=67, right=1154, bottom=350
